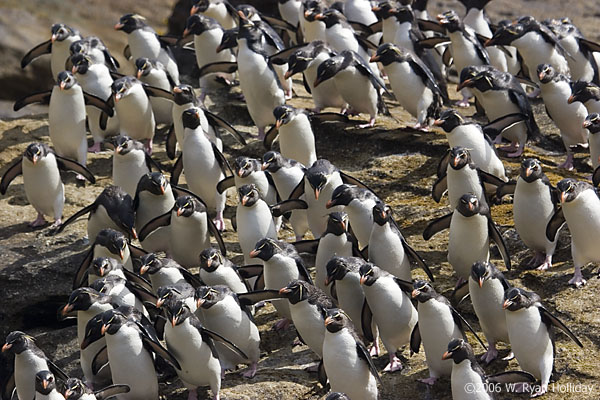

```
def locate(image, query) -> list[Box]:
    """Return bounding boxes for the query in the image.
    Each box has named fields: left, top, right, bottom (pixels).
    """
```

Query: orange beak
left=249, top=249, right=259, bottom=258
left=183, top=28, right=191, bottom=38
left=139, top=264, right=149, bottom=274
left=279, top=287, right=291, bottom=294
left=177, top=207, right=184, bottom=217
left=114, top=23, right=124, bottom=30
left=32, top=155, right=39, bottom=165
left=261, top=163, right=269, bottom=171
left=314, top=188, right=320, bottom=200
left=42, top=379, right=49, bottom=390
left=560, top=192, right=567, bottom=203
left=119, top=249, right=124, bottom=260
left=314, top=13, right=324, bottom=20
left=441, top=351, right=452, bottom=360
left=325, top=199, right=334, bottom=208
left=196, top=298, right=205, bottom=308
left=131, top=228, right=138, bottom=240
left=583, top=120, right=593, bottom=129
left=136, top=70, right=143, bottom=79
left=98, top=267, right=105, bottom=277
left=324, top=316, right=333, bottom=326
left=275, top=119, right=283, bottom=129
left=60, top=81, right=67, bottom=90
left=411, top=289, right=420, bottom=298
left=191, top=5, right=200, bottom=15
left=171, top=317, right=178, bottom=327
left=101, top=324, right=109, bottom=335
left=156, top=298, right=165, bottom=308
left=2, top=343, right=11, bottom=352
left=433, top=119, right=444, bottom=127
left=241, top=195, right=249, bottom=206
left=72, top=66, right=78, bottom=74
left=369, top=54, right=380, bottom=63
left=237, top=169, right=245, bottom=178
left=502, top=299, right=512, bottom=309
left=61, top=304, right=74, bottom=316
left=359, top=276, right=367, bottom=285
left=284, top=70, right=293, bottom=80
left=456, top=79, right=472, bottom=91
left=478, top=277, right=484, bottom=288
left=525, top=167, right=533, bottom=177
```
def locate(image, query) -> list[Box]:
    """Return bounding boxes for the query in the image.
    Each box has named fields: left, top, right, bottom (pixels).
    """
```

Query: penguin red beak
left=61, top=304, right=74, bottom=316
left=205, top=258, right=213, bottom=268
left=177, top=207, right=184, bottom=217
left=478, top=277, right=484, bottom=288
left=241, top=195, right=250, bottom=206
left=156, top=298, right=165, bottom=308
left=457, top=79, right=472, bottom=91
left=560, top=191, right=567, bottom=203
left=359, top=275, right=367, bottom=285
left=371, top=5, right=381, bottom=12
left=313, top=77, right=323, bottom=88
left=411, top=289, right=420, bottom=298
left=284, top=70, right=293, bottom=80
left=98, top=266, right=105, bottom=277
left=369, top=54, right=380, bottom=63
left=452, top=157, right=460, bottom=168
left=191, top=5, right=200, bottom=15
left=324, top=316, right=333, bottom=326
left=279, top=287, right=291, bottom=294
left=314, top=13, right=325, bottom=20
left=171, top=316, right=178, bottom=327
left=196, top=298, right=205, bottom=308
left=261, top=162, right=269, bottom=171
left=119, top=249, right=124, bottom=260
left=275, top=119, right=283, bottom=130
left=183, top=28, right=191, bottom=38
left=441, top=351, right=453, bottom=360
left=304, top=10, right=312, bottom=18
left=237, top=168, right=245, bottom=178
left=314, top=188, right=321, bottom=200
left=433, top=119, right=444, bottom=127
left=537, top=71, right=546, bottom=82
left=160, top=184, right=166, bottom=195
left=114, top=92, right=123, bottom=102
left=60, top=81, right=67, bottom=90
left=139, top=264, right=149, bottom=274
left=237, top=10, right=247, bottom=20
left=173, top=86, right=183, bottom=94
left=583, top=119, right=593, bottom=129
left=1, top=343, right=11, bottom=352
left=100, top=324, right=110, bottom=335
left=115, top=145, right=123, bottom=154
left=502, top=299, right=513, bottom=309
left=131, top=228, right=138, bottom=240
left=340, top=220, right=347, bottom=231
left=136, top=70, right=143, bottom=79
left=114, top=23, right=124, bottom=30
left=525, top=167, right=533, bottom=178
left=64, top=389, right=74, bottom=399
left=325, top=199, right=334, bottom=209
left=249, top=249, right=260, bottom=258
left=32, top=154, right=39, bottom=165
left=468, top=201, right=475, bottom=212
left=42, top=378, right=50, bottom=390
left=51, top=33, right=59, bottom=43
left=567, top=95, right=576, bottom=104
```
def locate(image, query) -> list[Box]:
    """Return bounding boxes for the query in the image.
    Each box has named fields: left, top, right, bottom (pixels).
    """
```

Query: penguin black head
left=115, top=14, right=148, bottom=33
left=64, top=377, right=92, bottom=399
left=90, top=275, right=127, bottom=297
left=434, top=109, right=464, bottom=132
left=234, top=156, right=261, bottom=178
left=95, top=229, right=129, bottom=261
left=237, top=17, right=264, bottom=47
left=411, top=280, right=436, bottom=303
left=457, top=65, right=497, bottom=92
left=112, top=76, right=140, bottom=102
left=199, top=248, right=224, bottom=272
left=456, top=0, right=492, bottom=10
left=139, top=253, right=164, bottom=275
left=114, top=135, right=144, bottom=156
left=69, top=36, right=104, bottom=57
left=182, top=107, right=203, bottom=130
left=306, top=159, right=337, bottom=199
left=136, top=172, right=169, bottom=197
left=371, top=1, right=396, bottom=19
left=2, top=331, right=34, bottom=354
left=519, top=158, right=543, bottom=183
left=57, top=71, right=77, bottom=91
left=324, top=308, right=352, bottom=333
left=537, top=64, right=557, bottom=84
left=35, top=370, right=57, bottom=395
left=237, top=4, right=260, bottom=20
left=371, top=43, right=411, bottom=65
left=314, top=8, right=346, bottom=28
left=393, top=6, right=416, bottom=24
left=191, top=0, right=210, bottom=13
left=456, top=193, right=484, bottom=217
left=165, top=300, right=194, bottom=326
left=273, top=105, right=302, bottom=129
left=238, top=184, right=261, bottom=207
left=262, top=151, right=286, bottom=173
left=70, top=53, right=92, bottom=75
left=441, top=338, right=475, bottom=364
left=359, top=263, right=383, bottom=286
left=557, top=178, right=587, bottom=203
left=470, top=261, right=495, bottom=288
left=503, top=287, right=540, bottom=311
left=135, top=57, right=164, bottom=80
left=287, top=42, right=330, bottom=78
left=372, top=201, right=392, bottom=226
left=303, top=0, right=325, bottom=22
left=100, top=309, right=129, bottom=335
left=250, top=238, right=281, bottom=261
left=97, top=186, right=137, bottom=239
left=156, top=285, right=183, bottom=309
left=24, top=142, right=50, bottom=165
left=327, top=184, right=358, bottom=208
left=325, top=393, right=351, bottom=400
left=279, top=279, right=312, bottom=304
left=80, top=312, right=105, bottom=349
left=89, top=257, right=122, bottom=279
left=325, top=211, right=349, bottom=235
left=449, top=147, right=473, bottom=170
left=325, top=256, right=364, bottom=285
left=62, top=287, right=108, bottom=316
left=195, top=285, right=231, bottom=309
left=569, top=81, right=600, bottom=105
left=437, top=10, right=462, bottom=32
left=51, top=23, right=79, bottom=42
left=583, top=113, right=600, bottom=135
left=485, top=22, right=525, bottom=47
left=216, top=27, right=239, bottom=52
left=314, top=55, right=344, bottom=87
left=184, top=14, right=219, bottom=37
left=174, top=195, right=206, bottom=217
left=173, top=85, right=197, bottom=106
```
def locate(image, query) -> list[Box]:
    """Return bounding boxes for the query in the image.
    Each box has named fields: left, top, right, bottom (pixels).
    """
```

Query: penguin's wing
left=353, top=54, right=390, bottom=95
left=410, top=322, right=421, bottom=354
left=253, top=270, right=265, bottom=291
left=538, top=306, right=584, bottom=348
left=170, top=154, right=183, bottom=186
left=13, top=91, right=52, bottom=111
left=418, top=19, right=444, bottom=34
left=288, top=177, right=306, bottom=199
left=348, top=20, right=373, bottom=36
left=94, top=384, right=131, bottom=400
left=507, top=89, right=540, bottom=138
left=355, top=35, right=378, bottom=52
left=178, top=266, right=204, bottom=288
left=468, top=30, right=491, bottom=64
left=142, top=84, right=175, bottom=101
left=199, top=324, right=249, bottom=360
left=450, top=305, right=487, bottom=350
left=142, top=154, right=162, bottom=174
left=2, top=372, right=14, bottom=400
left=204, top=109, right=247, bottom=145
left=339, top=172, right=376, bottom=193
left=123, top=44, right=132, bottom=60
left=128, top=243, right=149, bottom=258
left=423, top=212, right=452, bottom=240
left=212, top=143, right=233, bottom=176
left=495, top=180, right=517, bottom=201
left=360, top=300, right=374, bottom=343
left=236, top=264, right=264, bottom=279
left=261, top=14, right=297, bottom=33
left=207, top=218, right=227, bottom=255
left=216, top=176, right=235, bottom=194
left=486, top=217, right=511, bottom=270
left=154, top=315, right=166, bottom=341
left=141, top=331, right=181, bottom=370
left=482, top=113, right=527, bottom=138
left=291, top=239, right=319, bottom=254
left=98, top=95, right=113, bottom=130
left=237, top=289, right=284, bottom=307
left=109, top=71, right=127, bottom=80
left=293, top=256, right=313, bottom=284
left=488, top=371, right=536, bottom=384
left=91, top=345, right=109, bottom=375
left=47, top=359, right=69, bottom=381
left=478, top=169, right=506, bottom=188
left=392, top=277, right=415, bottom=294
left=74, top=247, right=94, bottom=288
left=545, top=208, right=565, bottom=242
left=431, top=174, right=448, bottom=203
left=82, top=91, right=115, bottom=116
left=578, top=37, right=600, bottom=53
left=309, top=112, right=350, bottom=123
left=54, top=202, right=97, bottom=234
left=450, top=280, right=470, bottom=306
left=402, top=238, right=434, bottom=281
left=165, top=124, right=177, bottom=160
left=197, top=61, right=238, bottom=78
left=594, top=166, right=600, bottom=188
left=263, top=125, right=279, bottom=149
left=356, top=341, right=382, bottom=385
left=418, top=36, right=451, bottom=49
left=125, top=281, right=159, bottom=307
left=302, top=73, right=312, bottom=94
left=437, top=149, right=450, bottom=178
left=21, top=40, right=52, bottom=68
left=268, top=44, right=305, bottom=65
left=103, top=47, right=121, bottom=71
left=139, top=211, right=172, bottom=241
left=122, top=268, right=153, bottom=292
left=271, top=199, right=308, bottom=217
left=442, top=46, right=453, bottom=67
left=54, top=155, right=96, bottom=183
left=0, top=157, right=23, bottom=195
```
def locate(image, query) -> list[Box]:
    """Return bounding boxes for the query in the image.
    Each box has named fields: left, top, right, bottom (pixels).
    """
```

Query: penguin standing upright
left=112, top=136, right=156, bottom=197
left=34, top=371, right=65, bottom=400
left=300, top=0, right=327, bottom=43
left=191, top=0, right=238, bottom=30
left=314, top=9, right=372, bottom=64
left=140, top=253, right=201, bottom=293
left=199, top=248, right=250, bottom=294
left=237, top=184, right=278, bottom=264
left=135, top=57, right=174, bottom=125
left=583, top=113, right=600, bottom=170
left=271, top=105, right=318, bottom=167
left=69, top=36, right=120, bottom=72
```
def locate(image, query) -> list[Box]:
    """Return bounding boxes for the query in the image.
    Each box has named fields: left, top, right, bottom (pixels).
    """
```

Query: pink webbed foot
left=455, top=99, right=470, bottom=108
left=536, top=254, right=553, bottom=271
left=358, top=117, right=376, bottom=129
left=213, top=212, right=226, bottom=231
left=480, top=345, right=498, bottom=365
left=274, top=318, right=291, bottom=331
left=569, top=267, right=586, bottom=287
left=88, top=142, right=102, bottom=153
left=187, top=388, right=198, bottom=400
left=412, top=122, right=430, bottom=132
left=418, top=376, right=438, bottom=385
left=29, top=212, right=47, bottom=227
left=529, top=252, right=545, bottom=268
left=242, top=362, right=257, bottom=378
left=383, top=355, right=403, bottom=372
left=502, top=351, right=514, bottom=361
left=531, top=384, right=548, bottom=398
left=145, top=139, right=153, bottom=155
left=49, top=219, right=62, bottom=229
left=558, top=153, right=574, bottom=171
left=285, top=89, right=293, bottom=100
left=369, top=341, right=380, bottom=357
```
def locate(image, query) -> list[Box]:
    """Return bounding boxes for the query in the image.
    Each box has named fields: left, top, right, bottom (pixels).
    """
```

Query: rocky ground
left=1, top=0, right=600, bottom=399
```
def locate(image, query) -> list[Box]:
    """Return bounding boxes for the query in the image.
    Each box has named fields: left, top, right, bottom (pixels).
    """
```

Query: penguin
left=112, top=136, right=160, bottom=197
left=34, top=371, right=65, bottom=400
left=12, top=71, right=114, bottom=167
left=56, top=185, right=136, bottom=243
left=442, top=338, right=536, bottom=400
left=424, top=193, right=511, bottom=282
left=69, top=36, right=120, bottom=72
left=132, top=172, right=174, bottom=253
left=155, top=282, right=199, bottom=313
left=191, top=0, right=238, bottom=30
left=250, top=237, right=312, bottom=329
left=139, top=253, right=202, bottom=294
left=115, top=14, right=180, bottom=85
left=134, top=57, right=174, bottom=125
left=236, top=184, right=278, bottom=265
left=410, top=280, right=485, bottom=385
left=325, top=393, right=350, bottom=400
left=21, top=23, right=82, bottom=79
left=547, top=178, right=600, bottom=286
left=174, top=107, right=231, bottom=230
left=262, top=151, right=309, bottom=240
left=468, top=261, right=511, bottom=365
left=139, top=195, right=226, bottom=268
left=278, top=0, right=301, bottom=29
left=86, top=256, right=127, bottom=286
left=270, top=105, right=317, bottom=167
left=503, top=287, right=583, bottom=396
left=313, top=9, right=372, bottom=64
left=282, top=41, right=346, bottom=112
left=60, top=287, right=115, bottom=388
left=194, top=285, right=261, bottom=377
left=358, top=264, right=418, bottom=372
left=2, top=331, right=68, bottom=400
left=433, top=146, right=505, bottom=209
left=496, top=158, right=560, bottom=270
left=458, top=65, right=540, bottom=157
left=569, top=81, right=600, bottom=114
left=370, top=43, right=443, bottom=129
left=88, top=274, right=153, bottom=315
left=70, top=53, right=120, bottom=153
left=433, top=109, right=508, bottom=182
left=369, top=201, right=433, bottom=281
left=326, top=184, right=380, bottom=250
left=314, top=50, right=387, bottom=128
left=0, top=142, right=95, bottom=228
left=63, top=378, right=130, bottom=400
left=80, top=308, right=179, bottom=400
left=322, top=308, right=381, bottom=400
left=583, top=113, right=600, bottom=171
left=199, top=248, right=252, bottom=294
left=300, top=0, right=327, bottom=43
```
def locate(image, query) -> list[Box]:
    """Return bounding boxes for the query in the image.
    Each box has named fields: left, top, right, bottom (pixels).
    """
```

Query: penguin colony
left=4, top=0, right=600, bottom=398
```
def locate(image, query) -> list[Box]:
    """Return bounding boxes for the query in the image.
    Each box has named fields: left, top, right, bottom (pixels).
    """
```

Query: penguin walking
left=13, top=71, right=113, bottom=167
left=199, top=248, right=252, bottom=294
left=503, top=287, right=583, bottom=396
left=135, top=58, right=174, bottom=126
left=537, top=63, right=588, bottom=170
left=300, top=0, right=327, bottom=43
left=314, top=9, right=372, bottom=65
left=547, top=179, right=600, bottom=286
left=191, top=0, right=237, bottom=30
left=322, top=308, right=381, bottom=400
left=0, top=142, right=95, bottom=228
left=237, top=184, right=278, bottom=264
left=112, top=136, right=159, bottom=197
left=497, top=158, right=560, bottom=270
left=271, top=105, right=318, bottom=167
left=89, top=275, right=152, bottom=316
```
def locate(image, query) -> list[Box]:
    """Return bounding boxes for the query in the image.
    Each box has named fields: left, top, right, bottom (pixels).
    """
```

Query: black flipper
left=212, top=143, right=233, bottom=176
left=13, top=91, right=52, bottom=111
left=141, top=334, right=181, bottom=370
left=288, top=178, right=305, bottom=200
left=179, top=267, right=204, bottom=288
left=47, top=359, right=69, bottom=381
left=410, top=322, right=421, bottom=354
left=0, top=158, right=23, bottom=195
left=488, top=371, right=536, bottom=384
left=253, top=270, right=265, bottom=291
left=91, top=345, right=109, bottom=375
left=496, top=181, right=517, bottom=200
left=55, top=155, right=96, bottom=183
left=418, top=19, right=444, bottom=34
left=339, top=172, right=375, bottom=193
left=348, top=20, right=373, bottom=36
left=123, top=44, right=131, bottom=60
left=355, top=341, right=382, bottom=385
left=144, top=154, right=163, bottom=173
left=309, top=112, right=349, bottom=123
left=216, top=176, right=235, bottom=194
left=431, top=174, right=448, bottom=203
left=197, top=61, right=238, bottom=78
left=423, top=212, right=452, bottom=240
left=482, top=113, right=527, bottom=138
left=317, top=359, right=327, bottom=387
left=55, top=203, right=96, bottom=234
left=442, top=47, right=453, bottom=67
left=593, top=166, right=600, bottom=187
left=236, top=264, right=264, bottom=280
left=437, top=149, right=450, bottom=178
left=487, top=218, right=511, bottom=270
left=74, top=247, right=94, bottom=288
left=201, top=326, right=249, bottom=360
left=122, top=268, right=153, bottom=292
left=402, top=239, right=434, bottom=281
left=128, top=243, right=149, bottom=258
left=263, top=125, right=279, bottom=150
left=539, top=307, right=583, bottom=348
left=94, top=384, right=131, bottom=400
left=418, top=36, right=451, bottom=49
left=83, top=92, right=115, bottom=116
left=142, top=84, right=175, bottom=101
left=302, top=74, right=312, bottom=94
left=165, top=124, right=177, bottom=160
left=207, top=217, right=227, bottom=255
left=237, top=290, right=283, bottom=307
left=545, top=208, right=565, bottom=242
left=125, top=281, right=158, bottom=306
left=291, top=239, right=319, bottom=254
left=451, top=307, right=487, bottom=350
left=138, top=211, right=172, bottom=241
left=450, top=280, right=470, bottom=307
left=21, top=40, right=52, bottom=68
left=360, top=300, right=374, bottom=343
left=204, top=110, right=246, bottom=145
left=478, top=170, right=506, bottom=188
left=392, top=277, right=414, bottom=294
left=170, top=155, right=183, bottom=186
left=270, top=199, right=308, bottom=217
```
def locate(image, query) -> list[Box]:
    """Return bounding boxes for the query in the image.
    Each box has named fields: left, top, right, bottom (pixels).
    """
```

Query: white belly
left=306, top=55, right=347, bottom=110
left=334, top=67, right=378, bottom=117
left=114, top=91, right=155, bottom=142
left=170, top=211, right=211, bottom=268
left=469, top=278, right=509, bottom=344
left=305, top=175, right=344, bottom=237
left=513, top=33, right=570, bottom=82
left=290, top=300, right=326, bottom=357
left=385, top=61, right=430, bottom=121
left=22, top=156, right=64, bottom=219
left=451, top=359, right=492, bottom=400
left=334, top=274, right=370, bottom=338
left=279, top=115, right=317, bottom=167
left=448, top=213, right=490, bottom=279
left=112, top=151, right=149, bottom=197
left=236, top=202, right=277, bottom=263
left=199, top=266, right=247, bottom=294
left=540, top=83, right=588, bottom=147
left=514, top=178, right=556, bottom=253
left=368, top=224, right=411, bottom=281
left=563, top=190, right=600, bottom=264
left=447, top=126, right=507, bottom=180
left=447, top=165, right=486, bottom=210
left=477, top=89, right=527, bottom=144
left=589, top=131, right=600, bottom=169
left=49, top=86, right=87, bottom=164
left=315, top=234, right=353, bottom=294
left=449, top=31, right=486, bottom=73
left=345, top=199, right=375, bottom=249
left=15, top=351, right=49, bottom=400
